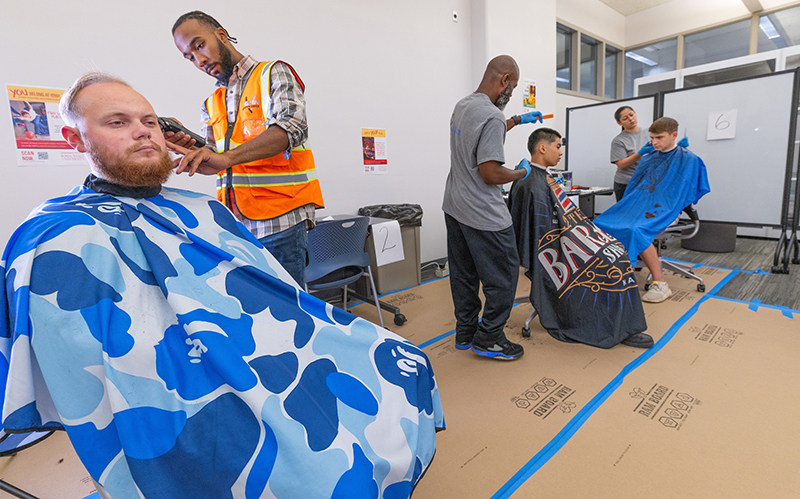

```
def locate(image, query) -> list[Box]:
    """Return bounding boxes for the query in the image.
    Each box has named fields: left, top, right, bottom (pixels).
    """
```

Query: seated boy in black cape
left=508, top=128, right=653, bottom=349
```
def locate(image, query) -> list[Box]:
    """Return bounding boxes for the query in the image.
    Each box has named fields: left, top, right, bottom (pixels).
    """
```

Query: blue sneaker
left=470, top=337, right=524, bottom=360
left=455, top=333, right=474, bottom=350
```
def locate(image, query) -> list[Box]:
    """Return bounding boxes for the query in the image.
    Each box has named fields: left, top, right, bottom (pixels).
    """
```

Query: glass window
left=557, top=25, right=572, bottom=90
left=624, top=38, right=677, bottom=97
left=580, top=34, right=599, bottom=95
left=638, top=79, right=675, bottom=97
left=605, top=45, right=620, bottom=99
left=758, top=6, right=800, bottom=52
left=683, top=60, right=775, bottom=88
left=683, top=19, right=751, bottom=68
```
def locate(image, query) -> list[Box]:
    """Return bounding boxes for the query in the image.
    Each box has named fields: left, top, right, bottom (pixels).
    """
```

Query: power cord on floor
left=420, top=261, right=450, bottom=278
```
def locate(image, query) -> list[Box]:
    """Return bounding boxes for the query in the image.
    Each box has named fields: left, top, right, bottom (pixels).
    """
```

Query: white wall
left=482, top=0, right=557, bottom=169
left=626, top=0, right=800, bottom=47
left=0, top=0, right=563, bottom=263
left=557, top=0, right=626, bottom=46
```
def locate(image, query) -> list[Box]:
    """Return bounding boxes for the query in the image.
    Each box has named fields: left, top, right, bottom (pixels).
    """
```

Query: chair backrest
left=659, top=205, right=700, bottom=241
left=306, top=217, right=372, bottom=283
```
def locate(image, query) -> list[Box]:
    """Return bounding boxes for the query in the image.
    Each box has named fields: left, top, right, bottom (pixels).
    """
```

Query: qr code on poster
left=37, top=152, right=49, bottom=160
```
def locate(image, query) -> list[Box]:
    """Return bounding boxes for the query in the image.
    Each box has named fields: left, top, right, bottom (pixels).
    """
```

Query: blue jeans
left=445, top=214, right=519, bottom=345
left=259, top=222, right=308, bottom=289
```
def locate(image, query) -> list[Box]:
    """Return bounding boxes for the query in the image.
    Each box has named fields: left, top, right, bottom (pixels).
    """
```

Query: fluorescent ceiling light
left=759, top=17, right=780, bottom=39
left=625, top=51, right=657, bottom=66
left=556, top=77, right=569, bottom=83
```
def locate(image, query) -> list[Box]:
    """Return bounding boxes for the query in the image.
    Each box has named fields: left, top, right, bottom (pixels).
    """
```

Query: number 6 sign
left=706, top=109, right=737, bottom=140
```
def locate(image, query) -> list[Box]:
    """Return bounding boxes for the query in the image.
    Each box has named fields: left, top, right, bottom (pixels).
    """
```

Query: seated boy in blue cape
left=0, top=73, right=444, bottom=499
left=509, top=128, right=652, bottom=349
left=594, top=117, right=710, bottom=303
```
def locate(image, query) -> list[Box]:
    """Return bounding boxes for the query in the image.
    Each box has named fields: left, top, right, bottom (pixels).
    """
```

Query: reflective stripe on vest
left=216, top=168, right=319, bottom=189
left=205, top=60, right=324, bottom=219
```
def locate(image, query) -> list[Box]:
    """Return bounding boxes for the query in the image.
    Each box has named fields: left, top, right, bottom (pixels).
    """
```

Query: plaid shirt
left=201, top=55, right=315, bottom=237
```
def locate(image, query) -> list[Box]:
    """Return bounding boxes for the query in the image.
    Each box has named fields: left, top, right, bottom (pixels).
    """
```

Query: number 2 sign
left=371, top=220, right=405, bottom=266
left=706, top=109, right=737, bottom=141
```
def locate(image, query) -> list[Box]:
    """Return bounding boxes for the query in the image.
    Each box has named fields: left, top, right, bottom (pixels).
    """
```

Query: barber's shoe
left=455, top=332, right=474, bottom=350
left=621, top=332, right=654, bottom=348
left=470, top=336, right=524, bottom=360
left=642, top=281, right=672, bottom=303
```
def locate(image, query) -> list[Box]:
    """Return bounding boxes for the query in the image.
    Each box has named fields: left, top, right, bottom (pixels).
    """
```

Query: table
left=566, top=187, right=614, bottom=218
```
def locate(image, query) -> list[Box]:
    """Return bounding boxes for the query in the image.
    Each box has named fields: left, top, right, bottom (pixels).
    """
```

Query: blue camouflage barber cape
left=0, top=185, right=444, bottom=499
left=594, top=146, right=710, bottom=262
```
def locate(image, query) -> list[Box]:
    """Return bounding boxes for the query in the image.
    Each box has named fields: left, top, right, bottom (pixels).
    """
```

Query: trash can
left=357, top=204, right=423, bottom=295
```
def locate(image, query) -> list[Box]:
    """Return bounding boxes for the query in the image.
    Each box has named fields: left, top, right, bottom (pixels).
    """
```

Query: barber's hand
left=164, top=130, right=199, bottom=149
left=516, top=158, right=532, bottom=180
left=678, top=136, right=689, bottom=148
left=519, top=111, right=543, bottom=124
left=162, top=117, right=201, bottom=150
left=168, top=142, right=232, bottom=176
left=638, top=142, right=655, bottom=155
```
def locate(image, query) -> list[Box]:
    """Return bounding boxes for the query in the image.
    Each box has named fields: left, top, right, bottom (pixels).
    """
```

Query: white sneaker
left=642, top=281, right=672, bottom=303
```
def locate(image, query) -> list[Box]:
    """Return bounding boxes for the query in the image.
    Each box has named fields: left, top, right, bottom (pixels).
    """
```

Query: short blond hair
left=59, top=72, right=130, bottom=126
left=649, top=117, right=678, bottom=135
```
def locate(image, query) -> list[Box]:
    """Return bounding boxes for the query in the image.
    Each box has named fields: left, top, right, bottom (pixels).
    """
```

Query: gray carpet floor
left=663, top=237, right=800, bottom=311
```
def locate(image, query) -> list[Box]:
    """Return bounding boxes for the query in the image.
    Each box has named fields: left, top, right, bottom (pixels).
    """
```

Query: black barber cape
left=509, top=165, right=647, bottom=348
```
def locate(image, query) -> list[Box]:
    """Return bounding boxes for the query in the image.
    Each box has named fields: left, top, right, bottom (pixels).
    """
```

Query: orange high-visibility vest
left=206, top=60, right=324, bottom=220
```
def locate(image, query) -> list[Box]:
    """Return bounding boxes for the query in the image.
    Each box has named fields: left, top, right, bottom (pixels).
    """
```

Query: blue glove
left=638, top=142, right=655, bottom=155
left=516, top=158, right=532, bottom=180
left=519, top=111, right=543, bottom=124
left=678, top=136, right=689, bottom=148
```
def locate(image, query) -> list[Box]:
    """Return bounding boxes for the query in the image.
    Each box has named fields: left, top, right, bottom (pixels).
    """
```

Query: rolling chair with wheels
left=513, top=295, right=538, bottom=338
left=305, top=217, right=385, bottom=327
left=642, top=205, right=706, bottom=293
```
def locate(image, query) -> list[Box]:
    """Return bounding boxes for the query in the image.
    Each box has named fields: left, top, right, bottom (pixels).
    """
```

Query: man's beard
left=494, top=82, right=513, bottom=110
left=215, top=39, right=236, bottom=85
left=88, top=141, right=174, bottom=187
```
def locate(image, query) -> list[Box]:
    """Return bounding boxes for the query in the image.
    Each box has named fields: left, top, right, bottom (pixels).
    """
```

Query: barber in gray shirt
left=442, top=55, right=542, bottom=361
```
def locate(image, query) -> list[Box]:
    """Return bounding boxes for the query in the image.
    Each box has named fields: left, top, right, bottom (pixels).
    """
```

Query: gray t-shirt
left=442, top=93, right=510, bottom=231
left=610, top=128, right=650, bottom=185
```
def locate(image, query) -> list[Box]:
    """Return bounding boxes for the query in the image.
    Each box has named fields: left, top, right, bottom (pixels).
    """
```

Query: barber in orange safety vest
left=167, top=11, right=324, bottom=289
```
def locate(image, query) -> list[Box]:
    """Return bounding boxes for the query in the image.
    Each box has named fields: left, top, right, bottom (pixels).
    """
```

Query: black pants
left=445, top=213, right=519, bottom=344
left=614, top=181, right=628, bottom=202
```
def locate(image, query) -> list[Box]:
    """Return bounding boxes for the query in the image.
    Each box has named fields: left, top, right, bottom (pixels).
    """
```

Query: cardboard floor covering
left=355, top=264, right=740, bottom=499
left=0, top=430, right=99, bottom=498
left=505, top=294, right=800, bottom=498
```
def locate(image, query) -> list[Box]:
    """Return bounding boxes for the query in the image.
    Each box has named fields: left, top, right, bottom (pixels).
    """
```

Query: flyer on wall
left=523, top=79, right=536, bottom=109
left=361, top=128, right=388, bottom=174
left=7, top=84, right=85, bottom=167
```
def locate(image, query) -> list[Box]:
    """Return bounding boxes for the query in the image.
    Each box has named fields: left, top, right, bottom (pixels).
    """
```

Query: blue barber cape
left=0, top=186, right=444, bottom=499
left=594, top=146, right=710, bottom=261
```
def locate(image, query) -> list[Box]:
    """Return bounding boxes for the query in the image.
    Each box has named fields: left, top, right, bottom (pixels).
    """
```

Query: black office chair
left=642, top=205, right=706, bottom=293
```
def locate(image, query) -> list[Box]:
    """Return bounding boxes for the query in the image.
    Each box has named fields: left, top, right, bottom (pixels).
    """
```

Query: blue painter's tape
left=82, top=493, right=102, bottom=499
left=709, top=295, right=799, bottom=318
left=748, top=298, right=762, bottom=312
left=418, top=330, right=455, bottom=350
left=661, top=257, right=756, bottom=274
left=490, top=269, right=740, bottom=499
left=346, top=275, right=449, bottom=309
